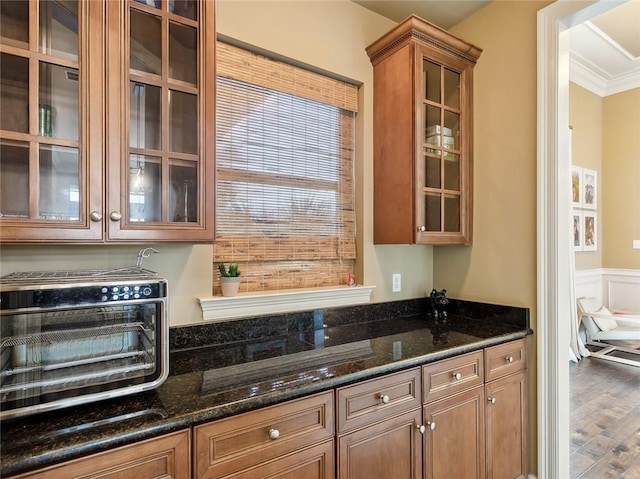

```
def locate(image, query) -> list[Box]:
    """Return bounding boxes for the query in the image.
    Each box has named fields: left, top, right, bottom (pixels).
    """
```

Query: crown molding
left=570, top=51, right=640, bottom=96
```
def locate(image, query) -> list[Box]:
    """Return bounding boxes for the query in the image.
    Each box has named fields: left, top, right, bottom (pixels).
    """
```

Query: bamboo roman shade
left=214, top=42, right=358, bottom=293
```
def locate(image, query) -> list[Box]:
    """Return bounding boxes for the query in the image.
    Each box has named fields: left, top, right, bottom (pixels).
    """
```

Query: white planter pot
left=220, top=276, right=241, bottom=297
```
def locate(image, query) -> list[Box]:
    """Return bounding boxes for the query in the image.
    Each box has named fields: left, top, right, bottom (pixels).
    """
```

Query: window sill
left=198, top=285, right=376, bottom=322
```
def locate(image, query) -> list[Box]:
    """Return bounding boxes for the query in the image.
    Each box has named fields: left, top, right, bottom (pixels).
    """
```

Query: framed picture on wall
left=573, top=210, right=583, bottom=251
left=582, top=168, right=597, bottom=209
left=583, top=211, right=597, bottom=251
left=571, top=166, right=582, bottom=207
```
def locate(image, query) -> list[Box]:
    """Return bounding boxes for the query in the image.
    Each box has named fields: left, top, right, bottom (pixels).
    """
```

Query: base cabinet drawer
left=337, top=368, right=421, bottom=433
left=484, top=339, right=526, bottom=382
left=11, top=430, right=191, bottom=479
left=194, top=391, right=334, bottom=479
left=423, top=351, right=484, bottom=402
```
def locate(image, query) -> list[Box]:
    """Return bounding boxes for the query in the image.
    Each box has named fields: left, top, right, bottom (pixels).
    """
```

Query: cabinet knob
left=89, top=211, right=103, bottom=222
left=268, top=428, right=280, bottom=440
left=417, top=226, right=426, bottom=232
left=380, top=394, right=390, bottom=404
left=109, top=211, right=123, bottom=221
left=452, top=372, right=462, bottom=381
left=488, top=397, right=496, bottom=405
left=427, top=421, right=436, bottom=431
left=417, top=424, right=426, bottom=434
left=506, top=356, right=514, bottom=363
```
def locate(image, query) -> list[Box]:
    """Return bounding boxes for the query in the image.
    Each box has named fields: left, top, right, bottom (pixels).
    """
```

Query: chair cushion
left=592, top=306, right=617, bottom=331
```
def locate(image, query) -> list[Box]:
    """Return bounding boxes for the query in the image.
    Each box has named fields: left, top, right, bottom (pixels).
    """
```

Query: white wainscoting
left=575, top=269, right=640, bottom=311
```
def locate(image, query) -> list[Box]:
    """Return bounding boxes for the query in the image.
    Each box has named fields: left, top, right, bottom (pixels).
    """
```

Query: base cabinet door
left=423, top=385, right=486, bottom=479
left=338, top=409, right=423, bottom=479
left=485, top=371, right=528, bottom=479
left=223, top=440, right=334, bottom=479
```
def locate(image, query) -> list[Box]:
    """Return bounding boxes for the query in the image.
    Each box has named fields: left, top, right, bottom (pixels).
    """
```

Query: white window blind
left=215, top=42, right=358, bottom=293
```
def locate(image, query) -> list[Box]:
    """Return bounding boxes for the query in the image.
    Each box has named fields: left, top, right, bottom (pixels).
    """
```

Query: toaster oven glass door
left=0, top=301, right=166, bottom=418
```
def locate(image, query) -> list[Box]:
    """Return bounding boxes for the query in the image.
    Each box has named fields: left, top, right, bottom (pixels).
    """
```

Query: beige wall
left=435, top=1, right=542, bottom=313
left=215, top=0, right=434, bottom=304
left=602, top=88, right=640, bottom=269
left=570, top=82, right=603, bottom=270
left=0, top=0, right=434, bottom=327
left=438, top=2, right=552, bottom=473
left=0, top=245, right=215, bottom=327
left=568, top=84, right=640, bottom=270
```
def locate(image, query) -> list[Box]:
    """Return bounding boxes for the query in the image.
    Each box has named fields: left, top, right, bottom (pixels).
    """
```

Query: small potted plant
left=218, top=262, right=241, bottom=297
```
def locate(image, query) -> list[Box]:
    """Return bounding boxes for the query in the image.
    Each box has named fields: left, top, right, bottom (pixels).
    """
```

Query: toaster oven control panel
left=101, top=284, right=156, bottom=302
left=1, top=281, right=167, bottom=310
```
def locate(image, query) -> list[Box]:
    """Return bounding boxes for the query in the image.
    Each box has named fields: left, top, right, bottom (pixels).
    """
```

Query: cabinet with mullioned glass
left=0, top=0, right=214, bottom=243
left=366, top=15, right=481, bottom=245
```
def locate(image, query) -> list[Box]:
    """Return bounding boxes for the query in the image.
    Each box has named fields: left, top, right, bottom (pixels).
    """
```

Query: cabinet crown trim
left=366, top=14, right=483, bottom=64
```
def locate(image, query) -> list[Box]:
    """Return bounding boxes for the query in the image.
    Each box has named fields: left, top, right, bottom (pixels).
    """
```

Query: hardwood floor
left=570, top=354, right=640, bottom=478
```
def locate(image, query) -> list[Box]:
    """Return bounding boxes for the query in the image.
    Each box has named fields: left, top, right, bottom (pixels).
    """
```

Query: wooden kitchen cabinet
left=422, top=339, right=527, bottom=479
left=338, top=408, right=423, bottom=479
left=193, top=391, right=334, bottom=479
left=366, top=15, right=482, bottom=245
left=10, top=429, right=191, bottom=479
left=336, top=368, right=423, bottom=479
left=0, top=0, right=215, bottom=243
left=484, top=340, right=528, bottom=479
left=422, top=353, right=486, bottom=479
left=423, top=386, right=486, bottom=479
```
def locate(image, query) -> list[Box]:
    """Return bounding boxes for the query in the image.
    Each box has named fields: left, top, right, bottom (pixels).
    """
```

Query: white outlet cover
left=633, top=240, right=640, bottom=249
left=392, top=273, right=401, bottom=292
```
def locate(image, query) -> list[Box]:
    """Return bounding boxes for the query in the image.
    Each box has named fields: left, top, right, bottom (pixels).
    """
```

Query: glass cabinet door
left=106, top=0, right=214, bottom=241
left=0, top=0, right=103, bottom=240
left=420, top=58, right=463, bottom=236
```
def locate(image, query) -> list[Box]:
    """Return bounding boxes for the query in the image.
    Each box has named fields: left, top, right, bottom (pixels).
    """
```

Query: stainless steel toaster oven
left=0, top=267, right=168, bottom=420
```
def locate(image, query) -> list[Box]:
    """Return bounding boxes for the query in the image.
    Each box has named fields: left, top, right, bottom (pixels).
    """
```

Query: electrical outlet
left=633, top=240, right=640, bottom=249
left=393, top=341, right=402, bottom=360
left=392, top=273, right=401, bottom=292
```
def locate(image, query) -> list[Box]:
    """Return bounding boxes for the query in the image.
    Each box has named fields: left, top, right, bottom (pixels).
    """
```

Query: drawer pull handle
left=453, top=372, right=462, bottom=381
left=427, top=421, right=436, bottom=431
left=109, top=211, right=123, bottom=221
left=488, top=397, right=496, bottom=405
left=380, top=394, right=390, bottom=404
left=506, top=356, right=514, bottom=363
left=268, top=428, right=280, bottom=440
left=90, top=211, right=102, bottom=222
left=417, top=424, right=426, bottom=434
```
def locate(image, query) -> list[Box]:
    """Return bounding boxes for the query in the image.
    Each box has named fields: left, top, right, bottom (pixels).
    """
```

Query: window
left=215, top=42, right=358, bottom=294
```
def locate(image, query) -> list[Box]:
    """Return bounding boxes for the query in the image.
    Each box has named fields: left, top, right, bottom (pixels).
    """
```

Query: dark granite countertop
left=0, top=298, right=531, bottom=476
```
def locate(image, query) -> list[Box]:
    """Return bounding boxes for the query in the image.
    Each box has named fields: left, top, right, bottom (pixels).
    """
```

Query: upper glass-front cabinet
left=0, top=0, right=215, bottom=243
left=421, top=58, right=463, bottom=235
left=106, top=0, right=214, bottom=242
left=366, top=15, right=481, bottom=245
left=0, top=1, right=103, bottom=241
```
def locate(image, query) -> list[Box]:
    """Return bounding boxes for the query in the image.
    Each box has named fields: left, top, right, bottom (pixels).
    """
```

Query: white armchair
left=577, top=297, right=640, bottom=366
